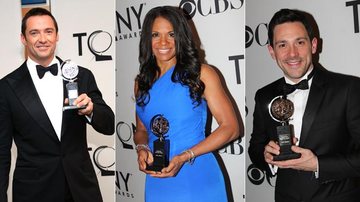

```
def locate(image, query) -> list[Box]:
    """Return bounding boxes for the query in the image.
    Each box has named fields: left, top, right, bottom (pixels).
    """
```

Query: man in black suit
left=0, top=7, right=114, bottom=202
left=248, top=8, right=360, bottom=201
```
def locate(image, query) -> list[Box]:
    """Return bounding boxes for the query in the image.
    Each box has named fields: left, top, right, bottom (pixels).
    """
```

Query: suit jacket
left=249, top=66, right=360, bottom=202
left=0, top=59, right=114, bottom=202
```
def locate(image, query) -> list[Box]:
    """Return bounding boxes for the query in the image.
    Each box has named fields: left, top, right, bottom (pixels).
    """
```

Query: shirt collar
left=284, top=65, right=314, bottom=85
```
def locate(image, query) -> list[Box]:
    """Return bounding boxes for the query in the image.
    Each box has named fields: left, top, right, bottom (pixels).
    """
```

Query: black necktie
left=283, top=70, right=315, bottom=95
left=36, top=63, right=58, bottom=79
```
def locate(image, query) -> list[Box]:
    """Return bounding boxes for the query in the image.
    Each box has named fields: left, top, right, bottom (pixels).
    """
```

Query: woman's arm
left=188, top=64, right=242, bottom=157
left=133, top=82, right=155, bottom=174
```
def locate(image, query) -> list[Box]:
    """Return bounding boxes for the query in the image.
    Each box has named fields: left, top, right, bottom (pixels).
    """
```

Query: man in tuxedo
left=0, top=7, right=114, bottom=202
left=248, top=8, right=360, bottom=201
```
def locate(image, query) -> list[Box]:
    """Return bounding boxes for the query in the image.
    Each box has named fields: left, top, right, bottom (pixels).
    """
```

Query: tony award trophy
left=61, top=60, right=85, bottom=111
left=147, top=114, right=170, bottom=171
left=269, top=96, right=301, bottom=161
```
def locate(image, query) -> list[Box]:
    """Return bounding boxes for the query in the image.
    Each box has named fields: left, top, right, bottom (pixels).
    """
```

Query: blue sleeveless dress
left=136, top=66, right=227, bottom=202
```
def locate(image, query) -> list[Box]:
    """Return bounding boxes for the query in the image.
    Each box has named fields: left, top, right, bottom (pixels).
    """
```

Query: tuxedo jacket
left=249, top=66, right=360, bottom=202
left=0, top=59, right=114, bottom=202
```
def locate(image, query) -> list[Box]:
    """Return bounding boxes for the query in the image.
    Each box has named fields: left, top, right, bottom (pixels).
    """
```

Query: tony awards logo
left=269, top=96, right=301, bottom=161
left=147, top=114, right=170, bottom=171
left=61, top=60, right=86, bottom=111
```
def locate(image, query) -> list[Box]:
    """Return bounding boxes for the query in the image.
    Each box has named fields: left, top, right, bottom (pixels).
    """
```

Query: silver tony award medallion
left=269, top=96, right=301, bottom=161
left=147, top=114, right=170, bottom=171
left=61, top=60, right=85, bottom=111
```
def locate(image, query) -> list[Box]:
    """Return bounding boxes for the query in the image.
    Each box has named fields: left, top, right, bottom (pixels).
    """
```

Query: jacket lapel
left=7, top=62, right=59, bottom=142
left=299, top=67, right=327, bottom=146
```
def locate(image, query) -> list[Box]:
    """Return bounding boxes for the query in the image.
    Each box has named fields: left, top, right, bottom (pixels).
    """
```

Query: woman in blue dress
left=134, top=6, right=243, bottom=202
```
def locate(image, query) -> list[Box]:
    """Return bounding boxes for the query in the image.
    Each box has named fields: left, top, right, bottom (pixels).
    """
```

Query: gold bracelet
left=183, top=149, right=195, bottom=165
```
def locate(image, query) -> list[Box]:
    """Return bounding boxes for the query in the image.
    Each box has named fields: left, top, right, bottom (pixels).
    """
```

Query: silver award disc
left=268, top=96, right=294, bottom=123
left=150, top=114, right=169, bottom=137
left=61, top=60, right=79, bottom=81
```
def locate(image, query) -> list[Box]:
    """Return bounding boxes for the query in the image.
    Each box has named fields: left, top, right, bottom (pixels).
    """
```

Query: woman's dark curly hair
left=135, top=6, right=204, bottom=106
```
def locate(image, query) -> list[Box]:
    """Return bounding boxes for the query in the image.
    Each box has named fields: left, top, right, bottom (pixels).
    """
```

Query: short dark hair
left=268, top=8, right=314, bottom=47
left=21, top=7, right=58, bottom=36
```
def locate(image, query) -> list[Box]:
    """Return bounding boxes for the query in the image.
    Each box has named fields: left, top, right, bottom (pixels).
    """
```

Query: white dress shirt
left=27, top=57, right=64, bottom=140
left=285, top=68, right=313, bottom=143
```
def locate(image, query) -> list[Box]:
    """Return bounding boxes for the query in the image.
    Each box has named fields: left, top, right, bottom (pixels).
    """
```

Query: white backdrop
left=116, top=1, right=245, bottom=202
left=50, top=1, right=116, bottom=202
left=0, top=1, right=22, bottom=201
left=246, top=1, right=360, bottom=201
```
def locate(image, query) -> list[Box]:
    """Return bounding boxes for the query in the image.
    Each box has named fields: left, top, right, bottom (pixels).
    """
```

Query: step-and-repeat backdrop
left=246, top=1, right=360, bottom=201
left=0, top=1, right=22, bottom=201
left=116, top=1, right=245, bottom=201
left=1, top=1, right=115, bottom=202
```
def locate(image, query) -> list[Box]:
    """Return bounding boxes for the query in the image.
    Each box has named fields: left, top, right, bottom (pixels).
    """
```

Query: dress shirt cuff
left=268, top=163, right=278, bottom=175
left=314, top=158, right=319, bottom=178
left=85, top=112, right=93, bottom=123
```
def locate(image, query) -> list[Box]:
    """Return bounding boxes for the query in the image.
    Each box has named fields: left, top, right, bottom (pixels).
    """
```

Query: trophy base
left=146, top=138, right=170, bottom=172
left=63, top=105, right=87, bottom=111
left=146, top=164, right=164, bottom=172
left=273, top=152, right=301, bottom=161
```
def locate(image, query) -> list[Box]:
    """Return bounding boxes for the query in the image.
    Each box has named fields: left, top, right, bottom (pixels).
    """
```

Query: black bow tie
left=282, top=69, right=315, bottom=95
left=283, top=79, right=309, bottom=95
left=36, top=63, right=58, bottom=79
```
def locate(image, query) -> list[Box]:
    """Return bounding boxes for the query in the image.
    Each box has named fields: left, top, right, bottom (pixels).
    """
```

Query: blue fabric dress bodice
left=136, top=66, right=227, bottom=202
